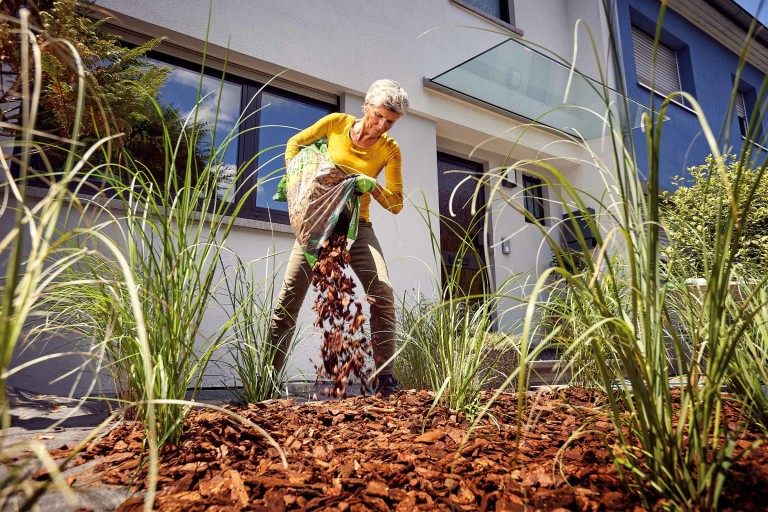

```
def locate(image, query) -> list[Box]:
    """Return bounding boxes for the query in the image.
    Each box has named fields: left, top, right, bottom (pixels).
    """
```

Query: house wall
left=7, top=0, right=619, bottom=393
left=615, top=0, right=768, bottom=188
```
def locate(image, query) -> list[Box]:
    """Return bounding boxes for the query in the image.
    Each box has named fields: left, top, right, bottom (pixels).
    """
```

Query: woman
left=270, top=79, right=409, bottom=397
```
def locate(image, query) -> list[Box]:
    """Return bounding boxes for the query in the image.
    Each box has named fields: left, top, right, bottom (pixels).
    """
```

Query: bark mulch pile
left=52, top=387, right=768, bottom=511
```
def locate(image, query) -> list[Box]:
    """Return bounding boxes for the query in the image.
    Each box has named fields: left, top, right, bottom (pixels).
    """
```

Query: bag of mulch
left=273, top=140, right=360, bottom=266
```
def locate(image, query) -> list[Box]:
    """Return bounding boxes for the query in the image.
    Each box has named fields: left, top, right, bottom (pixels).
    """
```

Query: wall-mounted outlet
left=501, top=239, right=511, bottom=254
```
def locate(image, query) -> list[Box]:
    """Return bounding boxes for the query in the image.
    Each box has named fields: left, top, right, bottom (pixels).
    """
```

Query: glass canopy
left=426, top=38, right=655, bottom=140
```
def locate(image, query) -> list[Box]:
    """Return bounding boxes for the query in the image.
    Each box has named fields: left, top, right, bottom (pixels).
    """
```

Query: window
left=151, top=60, right=243, bottom=205
left=522, top=174, right=545, bottom=223
left=254, top=91, right=333, bottom=213
left=140, top=55, right=336, bottom=222
left=733, top=86, right=764, bottom=144
left=631, top=25, right=685, bottom=104
left=561, top=207, right=597, bottom=250
left=450, top=0, right=516, bottom=28
left=736, top=91, right=749, bottom=137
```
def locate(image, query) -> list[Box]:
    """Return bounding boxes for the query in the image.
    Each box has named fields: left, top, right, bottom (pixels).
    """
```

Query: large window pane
left=255, top=91, right=331, bottom=211
left=11, top=42, right=339, bottom=221
left=153, top=61, right=242, bottom=203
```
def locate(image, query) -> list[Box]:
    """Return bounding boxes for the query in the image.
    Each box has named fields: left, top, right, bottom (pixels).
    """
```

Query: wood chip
left=414, top=430, right=445, bottom=443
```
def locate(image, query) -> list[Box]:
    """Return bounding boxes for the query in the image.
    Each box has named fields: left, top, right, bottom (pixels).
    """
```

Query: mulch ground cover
left=50, top=387, right=768, bottom=511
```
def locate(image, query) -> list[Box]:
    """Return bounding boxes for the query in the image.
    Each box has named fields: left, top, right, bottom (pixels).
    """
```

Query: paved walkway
left=4, top=386, right=115, bottom=443
left=2, top=386, right=130, bottom=511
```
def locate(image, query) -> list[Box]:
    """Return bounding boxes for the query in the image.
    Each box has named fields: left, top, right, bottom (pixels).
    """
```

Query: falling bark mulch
left=53, top=387, right=768, bottom=511
left=311, top=232, right=375, bottom=398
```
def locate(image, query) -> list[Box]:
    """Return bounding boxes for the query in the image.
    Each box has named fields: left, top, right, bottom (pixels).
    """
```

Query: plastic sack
left=273, top=140, right=360, bottom=266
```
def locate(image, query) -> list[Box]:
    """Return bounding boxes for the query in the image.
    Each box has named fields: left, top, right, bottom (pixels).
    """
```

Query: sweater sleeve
left=375, top=141, right=404, bottom=214
left=285, top=113, right=342, bottom=160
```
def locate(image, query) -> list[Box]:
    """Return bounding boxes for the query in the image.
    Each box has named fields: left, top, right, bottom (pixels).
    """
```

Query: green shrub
left=664, top=154, right=768, bottom=275
left=395, top=289, right=511, bottom=419
left=394, top=292, right=435, bottom=391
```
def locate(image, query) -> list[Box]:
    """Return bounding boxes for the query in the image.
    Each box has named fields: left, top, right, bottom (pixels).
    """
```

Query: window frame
left=733, top=85, right=766, bottom=149
left=241, top=85, right=338, bottom=223
left=736, top=90, right=749, bottom=138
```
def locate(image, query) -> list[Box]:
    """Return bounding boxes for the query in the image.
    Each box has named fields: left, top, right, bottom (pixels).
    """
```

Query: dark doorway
left=436, top=152, right=490, bottom=298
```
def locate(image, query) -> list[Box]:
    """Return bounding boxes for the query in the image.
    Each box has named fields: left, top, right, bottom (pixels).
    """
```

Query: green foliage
left=1, top=0, right=166, bottom=140
left=724, top=280, right=768, bottom=428
left=0, top=4, right=284, bottom=509
left=396, top=289, right=510, bottom=420
left=394, top=292, right=436, bottom=391
left=0, top=7, right=153, bottom=508
left=44, top=67, right=258, bottom=450
left=476, top=4, right=768, bottom=509
left=664, top=154, right=768, bottom=274
left=91, top=95, right=256, bottom=446
left=539, top=257, right=626, bottom=389
left=397, top=198, right=521, bottom=420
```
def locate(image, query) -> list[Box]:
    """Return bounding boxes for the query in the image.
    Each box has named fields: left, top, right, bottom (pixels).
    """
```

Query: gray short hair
left=364, top=79, right=410, bottom=115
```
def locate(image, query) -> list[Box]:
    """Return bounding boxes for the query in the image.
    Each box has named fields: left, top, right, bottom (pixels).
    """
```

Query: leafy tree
left=663, top=154, right=768, bottom=274
left=1, top=0, right=209, bottom=186
left=2, top=0, right=165, bottom=139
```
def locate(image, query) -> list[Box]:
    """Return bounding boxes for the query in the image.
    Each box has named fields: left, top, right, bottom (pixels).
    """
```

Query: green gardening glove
left=354, top=174, right=378, bottom=194
left=272, top=173, right=288, bottom=202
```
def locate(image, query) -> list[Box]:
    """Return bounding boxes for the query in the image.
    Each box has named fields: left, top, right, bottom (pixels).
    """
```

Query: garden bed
left=50, top=388, right=768, bottom=511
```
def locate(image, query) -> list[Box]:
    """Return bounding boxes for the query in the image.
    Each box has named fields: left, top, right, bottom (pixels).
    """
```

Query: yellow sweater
left=285, top=112, right=404, bottom=221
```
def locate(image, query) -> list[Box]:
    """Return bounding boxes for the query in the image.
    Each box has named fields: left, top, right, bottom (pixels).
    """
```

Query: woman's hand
left=354, top=175, right=378, bottom=194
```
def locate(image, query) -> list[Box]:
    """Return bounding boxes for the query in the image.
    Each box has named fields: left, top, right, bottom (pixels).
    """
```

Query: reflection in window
left=256, top=92, right=331, bottom=212
left=0, top=63, right=17, bottom=176
left=153, top=62, right=242, bottom=204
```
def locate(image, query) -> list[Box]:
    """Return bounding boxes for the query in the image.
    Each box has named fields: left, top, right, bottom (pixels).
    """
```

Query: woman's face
left=363, top=102, right=402, bottom=138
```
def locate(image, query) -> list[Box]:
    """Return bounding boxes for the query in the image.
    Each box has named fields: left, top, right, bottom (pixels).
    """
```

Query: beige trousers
left=270, top=222, right=397, bottom=376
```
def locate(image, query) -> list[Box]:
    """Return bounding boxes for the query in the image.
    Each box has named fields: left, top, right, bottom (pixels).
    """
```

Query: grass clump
left=394, top=195, right=522, bottom=419
left=470, top=4, right=768, bottom=509
left=221, top=255, right=299, bottom=403
left=0, top=7, right=152, bottom=509
left=539, top=254, right=627, bottom=389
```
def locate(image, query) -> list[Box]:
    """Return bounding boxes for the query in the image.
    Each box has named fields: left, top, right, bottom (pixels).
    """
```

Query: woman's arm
left=373, top=142, right=404, bottom=214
